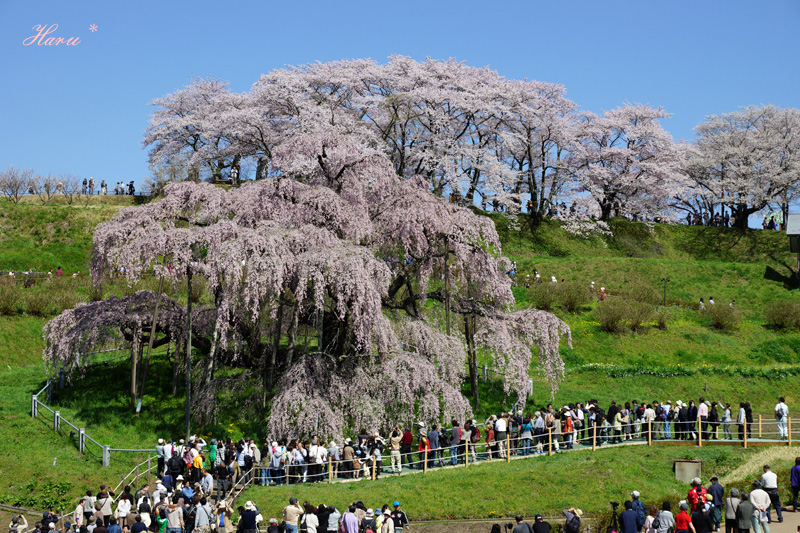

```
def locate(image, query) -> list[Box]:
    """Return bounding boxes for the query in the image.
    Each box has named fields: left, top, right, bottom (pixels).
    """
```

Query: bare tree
left=0, top=166, right=34, bottom=204
left=31, top=173, right=58, bottom=205
left=61, top=174, right=81, bottom=205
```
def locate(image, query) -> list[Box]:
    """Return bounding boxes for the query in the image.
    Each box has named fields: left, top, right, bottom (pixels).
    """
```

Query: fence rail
left=30, top=377, right=155, bottom=473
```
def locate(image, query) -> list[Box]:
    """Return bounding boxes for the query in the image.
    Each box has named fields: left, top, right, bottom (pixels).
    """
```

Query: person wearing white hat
left=239, top=502, right=259, bottom=533
left=213, top=501, right=233, bottom=533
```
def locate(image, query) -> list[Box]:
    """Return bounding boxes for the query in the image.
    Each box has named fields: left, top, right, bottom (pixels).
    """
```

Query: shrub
left=655, top=308, right=671, bottom=330
left=0, top=283, right=19, bottom=315
left=559, top=282, right=591, bottom=312
left=595, top=298, right=628, bottom=333
left=530, top=283, right=558, bottom=311
left=704, top=303, right=739, bottom=331
left=765, top=301, right=800, bottom=330
left=25, top=291, right=52, bottom=317
left=625, top=301, right=654, bottom=332
left=54, top=292, right=82, bottom=313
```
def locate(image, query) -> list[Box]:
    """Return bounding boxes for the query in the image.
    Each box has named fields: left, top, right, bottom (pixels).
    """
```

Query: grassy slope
left=492, top=217, right=800, bottom=413
left=1, top=201, right=800, bottom=514
left=247, top=446, right=768, bottom=521
left=0, top=196, right=134, bottom=273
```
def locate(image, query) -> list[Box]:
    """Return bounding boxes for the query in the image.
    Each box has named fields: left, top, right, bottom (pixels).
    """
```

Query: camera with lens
left=504, top=524, right=515, bottom=530
left=610, top=502, right=619, bottom=509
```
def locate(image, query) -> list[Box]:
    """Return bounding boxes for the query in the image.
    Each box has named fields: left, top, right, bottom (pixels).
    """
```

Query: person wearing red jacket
left=688, top=478, right=709, bottom=511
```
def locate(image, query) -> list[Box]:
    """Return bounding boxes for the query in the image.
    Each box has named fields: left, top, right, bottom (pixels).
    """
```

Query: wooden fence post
left=788, top=418, right=792, bottom=446
left=548, top=428, right=553, bottom=457
left=759, top=414, right=762, bottom=438
left=328, top=455, right=333, bottom=484
left=147, top=456, right=152, bottom=487
left=647, top=420, right=652, bottom=446
left=423, top=450, right=428, bottom=474
left=744, top=425, right=748, bottom=449
left=592, top=422, right=597, bottom=451
left=371, top=458, right=376, bottom=481
left=698, top=416, right=702, bottom=447
left=506, top=432, right=510, bottom=463
left=465, top=442, right=469, bottom=468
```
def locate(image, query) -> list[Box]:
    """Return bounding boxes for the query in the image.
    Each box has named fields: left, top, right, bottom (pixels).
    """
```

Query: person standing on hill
left=775, top=398, right=788, bottom=440
left=427, top=425, right=439, bottom=469
left=449, top=421, right=461, bottom=465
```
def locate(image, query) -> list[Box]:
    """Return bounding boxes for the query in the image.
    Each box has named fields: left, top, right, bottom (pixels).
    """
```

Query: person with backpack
left=561, top=508, right=582, bottom=533
left=631, top=492, right=647, bottom=530
left=360, top=509, right=376, bottom=533
left=512, top=515, right=532, bottom=533
left=9, top=515, right=29, bottom=533
left=688, top=478, right=709, bottom=512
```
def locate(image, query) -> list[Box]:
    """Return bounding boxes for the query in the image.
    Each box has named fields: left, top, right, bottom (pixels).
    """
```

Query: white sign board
left=787, top=214, right=800, bottom=235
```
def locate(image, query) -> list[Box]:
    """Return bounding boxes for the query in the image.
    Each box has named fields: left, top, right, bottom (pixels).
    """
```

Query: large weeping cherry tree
left=43, top=60, right=573, bottom=441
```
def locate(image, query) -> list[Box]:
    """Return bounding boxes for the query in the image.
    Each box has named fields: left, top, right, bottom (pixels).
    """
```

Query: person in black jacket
left=691, top=506, right=712, bottom=533
left=687, top=401, right=699, bottom=440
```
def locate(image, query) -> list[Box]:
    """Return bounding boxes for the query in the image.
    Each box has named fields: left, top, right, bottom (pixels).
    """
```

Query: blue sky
left=1, top=0, right=799, bottom=188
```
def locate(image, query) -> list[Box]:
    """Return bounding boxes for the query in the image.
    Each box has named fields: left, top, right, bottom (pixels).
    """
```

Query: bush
left=595, top=298, right=628, bottom=333
left=625, top=300, right=654, bottom=332
left=765, top=301, right=800, bottom=330
left=704, top=303, right=739, bottom=331
left=530, top=283, right=558, bottom=311
left=655, top=308, right=671, bottom=330
left=25, top=291, right=53, bottom=317
left=0, top=282, right=19, bottom=315
left=54, top=292, right=82, bottom=313
left=559, top=282, right=591, bottom=312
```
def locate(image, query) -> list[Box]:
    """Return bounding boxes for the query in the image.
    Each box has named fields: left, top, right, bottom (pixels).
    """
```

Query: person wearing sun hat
left=380, top=510, right=392, bottom=533
left=561, top=508, right=582, bottom=533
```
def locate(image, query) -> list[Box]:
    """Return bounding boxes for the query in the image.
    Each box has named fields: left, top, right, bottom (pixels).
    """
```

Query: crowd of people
left=11, top=464, right=800, bottom=533
left=142, top=398, right=791, bottom=493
